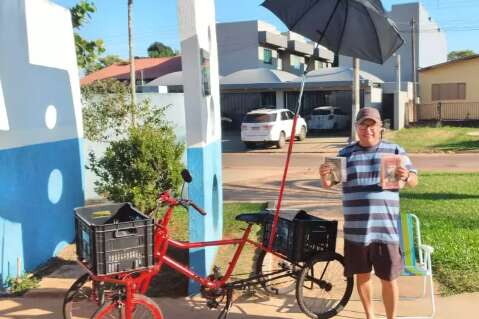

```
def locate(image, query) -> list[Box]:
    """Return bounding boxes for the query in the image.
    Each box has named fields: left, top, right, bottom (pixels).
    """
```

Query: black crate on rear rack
left=75, top=203, right=154, bottom=275
left=261, top=209, right=337, bottom=262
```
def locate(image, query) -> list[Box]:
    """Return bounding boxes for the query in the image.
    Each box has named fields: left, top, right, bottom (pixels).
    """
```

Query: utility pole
left=128, top=0, right=137, bottom=126
left=411, top=17, right=417, bottom=109
left=351, top=57, right=360, bottom=141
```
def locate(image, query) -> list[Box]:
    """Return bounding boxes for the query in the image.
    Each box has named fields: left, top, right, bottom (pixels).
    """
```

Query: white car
left=241, top=108, right=308, bottom=148
left=308, top=106, right=349, bottom=130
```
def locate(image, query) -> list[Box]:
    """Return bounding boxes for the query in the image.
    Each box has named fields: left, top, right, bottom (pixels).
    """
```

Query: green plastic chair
left=397, top=211, right=436, bottom=318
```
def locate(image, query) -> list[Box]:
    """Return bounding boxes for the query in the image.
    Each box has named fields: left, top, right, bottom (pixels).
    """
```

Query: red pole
left=267, top=114, right=299, bottom=250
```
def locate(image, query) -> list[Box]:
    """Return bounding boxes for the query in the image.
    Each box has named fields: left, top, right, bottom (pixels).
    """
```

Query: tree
left=147, top=42, right=177, bottom=58
left=70, top=1, right=105, bottom=70
left=448, top=50, right=476, bottom=61
left=82, top=79, right=185, bottom=213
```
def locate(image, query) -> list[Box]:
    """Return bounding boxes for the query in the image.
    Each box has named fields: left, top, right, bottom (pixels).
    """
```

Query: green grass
left=401, top=172, right=479, bottom=295
left=385, top=126, right=479, bottom=153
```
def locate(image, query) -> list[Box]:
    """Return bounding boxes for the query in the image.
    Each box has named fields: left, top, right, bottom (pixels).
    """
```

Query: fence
left=416, top=102, right=479, bottom=121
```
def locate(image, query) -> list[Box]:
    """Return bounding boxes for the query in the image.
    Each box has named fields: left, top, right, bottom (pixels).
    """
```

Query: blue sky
left=53, top=0, right=479, bottom=59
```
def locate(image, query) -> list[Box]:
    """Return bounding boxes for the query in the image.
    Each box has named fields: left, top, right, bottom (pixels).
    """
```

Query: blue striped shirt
left=338, top=140, right=416, bottom=245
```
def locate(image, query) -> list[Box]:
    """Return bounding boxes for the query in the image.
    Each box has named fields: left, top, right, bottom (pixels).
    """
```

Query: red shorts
left=344, top=240, right=403, bottom=281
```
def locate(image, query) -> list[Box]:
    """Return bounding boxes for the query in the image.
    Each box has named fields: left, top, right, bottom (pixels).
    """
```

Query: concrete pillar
left=276, top=90, right=284, bottom=108
left=394, top=54, right=405, bottom=130
left=351, top=58, right=360, bottom=141
left=178, top=0, right=223, bottom=293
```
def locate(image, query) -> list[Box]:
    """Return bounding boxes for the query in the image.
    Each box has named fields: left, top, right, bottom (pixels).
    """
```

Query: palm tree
left=128, top=0, right=136, bottom=125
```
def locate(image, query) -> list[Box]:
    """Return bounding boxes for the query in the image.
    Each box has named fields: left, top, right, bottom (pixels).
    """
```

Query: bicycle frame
left=81, top=191, right=291, bottom=319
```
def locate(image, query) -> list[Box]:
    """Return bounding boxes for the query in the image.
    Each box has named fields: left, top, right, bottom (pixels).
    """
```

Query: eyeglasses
left=357, top=123, right=380, bottom=130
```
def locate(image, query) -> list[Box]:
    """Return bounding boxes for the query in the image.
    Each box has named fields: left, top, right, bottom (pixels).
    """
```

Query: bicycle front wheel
left=296, top=253, right=353, bottom=319
left=93, top=294, right=163, bottom=319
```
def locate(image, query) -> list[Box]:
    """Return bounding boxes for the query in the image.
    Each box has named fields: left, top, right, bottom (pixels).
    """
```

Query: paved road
left=221, top=149, right=479, bottom=213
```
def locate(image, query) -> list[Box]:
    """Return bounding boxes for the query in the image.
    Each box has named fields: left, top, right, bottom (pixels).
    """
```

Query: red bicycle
left=63, top=169, right=353, bottom=319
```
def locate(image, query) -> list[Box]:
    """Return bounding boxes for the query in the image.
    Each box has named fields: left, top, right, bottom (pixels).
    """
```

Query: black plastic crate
left=75, top=203, right=154, bottom=275
left=261, top=209, right=337, bottom=262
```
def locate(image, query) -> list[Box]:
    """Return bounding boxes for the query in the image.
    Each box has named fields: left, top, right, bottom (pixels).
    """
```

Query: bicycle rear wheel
left=93, top=294, right=163, bottom=319
left=296, top=253, right=353, bottom=319
left=255, top=250, right=297, bottom=295
left=63, top=273, right=105, bottom=319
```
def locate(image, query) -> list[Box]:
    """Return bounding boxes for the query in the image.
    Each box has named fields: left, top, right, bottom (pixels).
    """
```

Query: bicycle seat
left=235, top=212, right=271, bottom=224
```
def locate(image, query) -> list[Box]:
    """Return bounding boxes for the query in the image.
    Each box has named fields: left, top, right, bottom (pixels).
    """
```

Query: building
left=80, top=56, right=182, bottom=86
left=339, top=2, right=447, bottom=83
left=417, top=55, right=479, bottom=121
left=216, top=20, right=335, bottom=76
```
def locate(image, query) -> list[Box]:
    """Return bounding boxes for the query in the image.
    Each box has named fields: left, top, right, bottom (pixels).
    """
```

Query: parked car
left=241, top=108, right=307, bottom=149
left=308, top=106, right=349, bottom=130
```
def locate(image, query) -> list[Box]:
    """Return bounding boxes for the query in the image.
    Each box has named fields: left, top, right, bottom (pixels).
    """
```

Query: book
left=324, top=157, right=347, bottom=185
left=380, top=155, right=404, bottom=190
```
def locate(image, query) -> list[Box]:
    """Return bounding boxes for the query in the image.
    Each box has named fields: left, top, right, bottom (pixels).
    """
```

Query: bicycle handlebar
left=187, top=200, right=207, bottom=216
left=159, top=192, right=207, bottom=216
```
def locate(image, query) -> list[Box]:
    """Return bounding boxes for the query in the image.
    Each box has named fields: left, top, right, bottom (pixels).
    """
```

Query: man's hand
left=395, top=167, right=418, bottom=188
left=319, top=163, right=333, bottom=188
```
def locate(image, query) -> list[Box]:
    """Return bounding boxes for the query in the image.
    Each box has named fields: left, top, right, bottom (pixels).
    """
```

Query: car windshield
left=312, top=109, right=331, bottom=116
left=243, top=113, right=276, bottom=123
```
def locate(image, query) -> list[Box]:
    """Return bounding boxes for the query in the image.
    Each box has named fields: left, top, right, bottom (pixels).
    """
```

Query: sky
left=53, top=0, right=479, bottom=59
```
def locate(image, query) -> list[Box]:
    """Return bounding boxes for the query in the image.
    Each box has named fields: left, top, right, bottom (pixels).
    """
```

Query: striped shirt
left=338, top=140, right=416, bottom=245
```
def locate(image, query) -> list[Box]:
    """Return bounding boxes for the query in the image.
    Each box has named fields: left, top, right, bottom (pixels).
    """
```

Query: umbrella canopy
left=261, top=0, right=404, bottom=64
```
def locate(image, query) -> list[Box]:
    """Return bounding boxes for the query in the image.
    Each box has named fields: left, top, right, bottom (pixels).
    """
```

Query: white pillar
left=276, top=90, right=284, bottom=108
left=394, top=54, right=404, bottom=130
left=178, top=0, right=223, bottom=292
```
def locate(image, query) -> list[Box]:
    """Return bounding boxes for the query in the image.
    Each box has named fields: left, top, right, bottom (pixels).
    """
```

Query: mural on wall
left=0, top=0, right=84, bottom=287
left=178, top=0, right=223, bottom=292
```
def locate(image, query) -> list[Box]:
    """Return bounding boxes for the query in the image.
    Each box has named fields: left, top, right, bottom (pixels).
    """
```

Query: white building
left=217, top=20, right=335, bottom=76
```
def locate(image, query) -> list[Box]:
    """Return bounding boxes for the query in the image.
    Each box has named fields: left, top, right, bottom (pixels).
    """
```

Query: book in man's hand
left=380, top=155, right=404, bottom=190
left=324, top=157, right=347, bottom=185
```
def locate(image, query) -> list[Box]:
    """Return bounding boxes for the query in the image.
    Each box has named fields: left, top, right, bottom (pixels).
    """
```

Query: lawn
left=385, top=126, right=479, bottom=153
left=400, top=172, right=479, bottom=295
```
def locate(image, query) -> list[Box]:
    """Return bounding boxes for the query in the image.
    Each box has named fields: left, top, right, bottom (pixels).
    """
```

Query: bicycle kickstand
left=217, top=288, right=233, bottom=319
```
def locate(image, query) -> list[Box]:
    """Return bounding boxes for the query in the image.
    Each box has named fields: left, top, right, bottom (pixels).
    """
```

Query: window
left=432, top=83, right=466, bottom=101
left=281, top=112, right=289, bottom=121
left=243, top=113, right=276, bottom=123
left=291, top=55, right=301, bottom=70
left=263, top=48, right=273, bottom=65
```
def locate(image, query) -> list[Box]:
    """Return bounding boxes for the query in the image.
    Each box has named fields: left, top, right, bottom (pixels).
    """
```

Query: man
left=319, top=107, right=418, bottom=319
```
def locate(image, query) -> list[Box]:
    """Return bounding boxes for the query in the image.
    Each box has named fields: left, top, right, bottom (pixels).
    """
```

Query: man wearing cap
left=320, top=107, right=418, bottom=319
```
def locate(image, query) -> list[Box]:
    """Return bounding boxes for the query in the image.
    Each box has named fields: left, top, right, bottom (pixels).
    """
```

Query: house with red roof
left=80, top=56, right=182, bottom=86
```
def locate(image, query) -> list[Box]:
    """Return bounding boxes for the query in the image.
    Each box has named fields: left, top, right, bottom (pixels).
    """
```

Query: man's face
left=356, top=119, right=381, bottom=147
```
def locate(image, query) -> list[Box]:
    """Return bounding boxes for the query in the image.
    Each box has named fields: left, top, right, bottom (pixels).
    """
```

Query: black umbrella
left=261, top=0, right=404, bottom=64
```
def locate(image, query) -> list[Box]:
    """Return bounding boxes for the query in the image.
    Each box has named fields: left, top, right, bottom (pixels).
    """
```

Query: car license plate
left=252, top=127, right=260, bottom=130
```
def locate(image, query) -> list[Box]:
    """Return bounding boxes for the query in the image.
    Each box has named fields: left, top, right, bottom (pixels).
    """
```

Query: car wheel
left=244, top=142, right=256, bottom=149
left=297, top=126, right=307, bottom=141
left=276, top=132, right=286, bottom=149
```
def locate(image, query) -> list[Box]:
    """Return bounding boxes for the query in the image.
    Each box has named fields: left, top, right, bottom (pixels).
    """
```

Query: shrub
left=82, top=79, right=185, bottom=213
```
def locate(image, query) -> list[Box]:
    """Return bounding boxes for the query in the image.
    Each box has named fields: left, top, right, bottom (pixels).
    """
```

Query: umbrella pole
left=267, top=43, right=320, bottom=250
left=267, top=0, right=341, bottom=250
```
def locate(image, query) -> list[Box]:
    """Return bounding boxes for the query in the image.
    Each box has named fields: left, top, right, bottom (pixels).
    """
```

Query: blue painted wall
left=0, top=138, right=84, bottom=287
left=186, top=139, right=223, bottom=291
